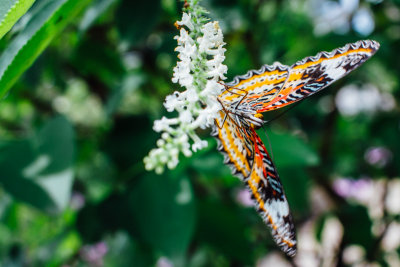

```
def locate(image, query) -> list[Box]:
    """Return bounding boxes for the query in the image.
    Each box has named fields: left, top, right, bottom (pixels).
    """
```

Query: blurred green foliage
left=0, top=0, right=399, bottom=266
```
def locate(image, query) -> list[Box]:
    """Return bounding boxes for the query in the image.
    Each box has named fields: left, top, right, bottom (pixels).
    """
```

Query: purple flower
left=364, top=146, right=392, bottom=168
left=235, top=189, right=254, bottom=207
left=80, top=242, right=108, bottom=266
left=332, top=178, right=373, bottom=203
left=156, top=257, right=173, bottom=267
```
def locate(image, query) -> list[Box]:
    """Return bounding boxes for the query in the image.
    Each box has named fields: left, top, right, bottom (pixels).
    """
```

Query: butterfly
left=211, top=40, right=380, bottom=257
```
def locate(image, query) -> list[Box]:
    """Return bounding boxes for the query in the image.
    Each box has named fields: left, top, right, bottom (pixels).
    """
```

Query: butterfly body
left=212, top=40, right=380, bottom=257
left=218, top=102, right=264, bottom=129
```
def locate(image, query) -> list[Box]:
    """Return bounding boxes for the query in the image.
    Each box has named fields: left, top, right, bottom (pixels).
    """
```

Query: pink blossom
left=80, top=242, right=108, bottom=267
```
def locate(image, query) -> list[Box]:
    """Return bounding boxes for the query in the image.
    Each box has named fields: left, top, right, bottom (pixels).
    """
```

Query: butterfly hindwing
left=247, top=128, right=296, bottom=256
left=212, top=111, right=253, bottom=179
left=212, top=112, right=297, bottom=256
left=255, top=40, right=380, bottom=112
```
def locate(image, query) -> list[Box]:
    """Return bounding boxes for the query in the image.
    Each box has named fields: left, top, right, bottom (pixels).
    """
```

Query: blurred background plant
left=0, top=0, right=398, bottom=266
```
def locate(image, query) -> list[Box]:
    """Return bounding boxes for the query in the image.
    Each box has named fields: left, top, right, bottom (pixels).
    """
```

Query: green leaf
left=0, top=140, right=54, bottom=210
left=128, top=174, right=196, bottom=260
left=260, top=129, right=320, bottom=167
left=278, top=168, right=310, bottom=213
left=0, top=0, right=35, bottom=39
left=0, top=116, right=75, bottom=212
left=32, top=116, right=75, bottom=210
left=35, top=115, right=75, bottom=174
left=0, top=0, right=92, bottom=98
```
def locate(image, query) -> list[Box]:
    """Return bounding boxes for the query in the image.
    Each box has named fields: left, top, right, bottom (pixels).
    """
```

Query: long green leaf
left=0, top=0, right=36, bottom=39
left=0, top=0, right=92, bottom=98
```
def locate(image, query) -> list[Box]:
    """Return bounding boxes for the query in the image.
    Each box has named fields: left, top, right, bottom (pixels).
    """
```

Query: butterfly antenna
left=262, top=124, right=275, bottom=161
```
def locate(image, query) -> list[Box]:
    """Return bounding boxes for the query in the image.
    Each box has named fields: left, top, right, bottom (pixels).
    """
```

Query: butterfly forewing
left=257, top=40, right=380, bottom=112
left=220, top=63, right=289, bottom=110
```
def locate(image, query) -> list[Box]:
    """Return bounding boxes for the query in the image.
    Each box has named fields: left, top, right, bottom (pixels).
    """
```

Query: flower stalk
left=144, top=0, right=227, bottom=173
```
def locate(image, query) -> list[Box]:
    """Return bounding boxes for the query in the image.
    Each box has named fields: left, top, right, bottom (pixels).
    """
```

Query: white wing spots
left=320, top=57, right=347, bottom=80
left=267, top=198, right=290, bottom=224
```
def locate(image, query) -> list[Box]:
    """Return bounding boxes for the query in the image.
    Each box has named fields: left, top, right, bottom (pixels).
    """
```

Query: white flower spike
left=144, top=0, right=227, bottom=174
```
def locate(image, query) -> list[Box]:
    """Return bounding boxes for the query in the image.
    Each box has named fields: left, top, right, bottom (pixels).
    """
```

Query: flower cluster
left=144, top=1, right=227, bottom=174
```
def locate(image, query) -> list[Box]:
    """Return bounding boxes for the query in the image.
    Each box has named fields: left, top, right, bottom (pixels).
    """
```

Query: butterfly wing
left=249, top=40, right=380, bottom=112
left=219, top=63, right=289, bottom=110
left=214, top=40, right=379, bottom=256
left=247, top=128, right=296, bottom=256
left=212, top=112, right=297, bottom=256
left=214, top=63, right=290, bottom=177
left=212, top=111, right=254, bottom=179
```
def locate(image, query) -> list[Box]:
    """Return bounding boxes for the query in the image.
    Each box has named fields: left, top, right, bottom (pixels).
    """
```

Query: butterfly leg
left=214, top=98, right=229, bottom=129
left=215, top=96, right=248, bottom=130
left=218, top=82, right=249, bottom=109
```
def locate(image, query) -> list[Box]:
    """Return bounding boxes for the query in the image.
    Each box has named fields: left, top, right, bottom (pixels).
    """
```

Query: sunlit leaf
left=0, top=0, right=91, bottom=98
left=0, top=0, right=35, bottom=39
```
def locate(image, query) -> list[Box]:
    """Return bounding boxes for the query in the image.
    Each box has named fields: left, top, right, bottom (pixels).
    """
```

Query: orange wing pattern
left=212, top=111, right=253, bottom=180
left=246, top=128, right=296, bottom=256
left=213, top=40, right=380, bottom=257
left=256, top=40, right=380, bottom=111
left=212, top=113, right=297, bottom=256
left=219, top=63, right=289, bottom=111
